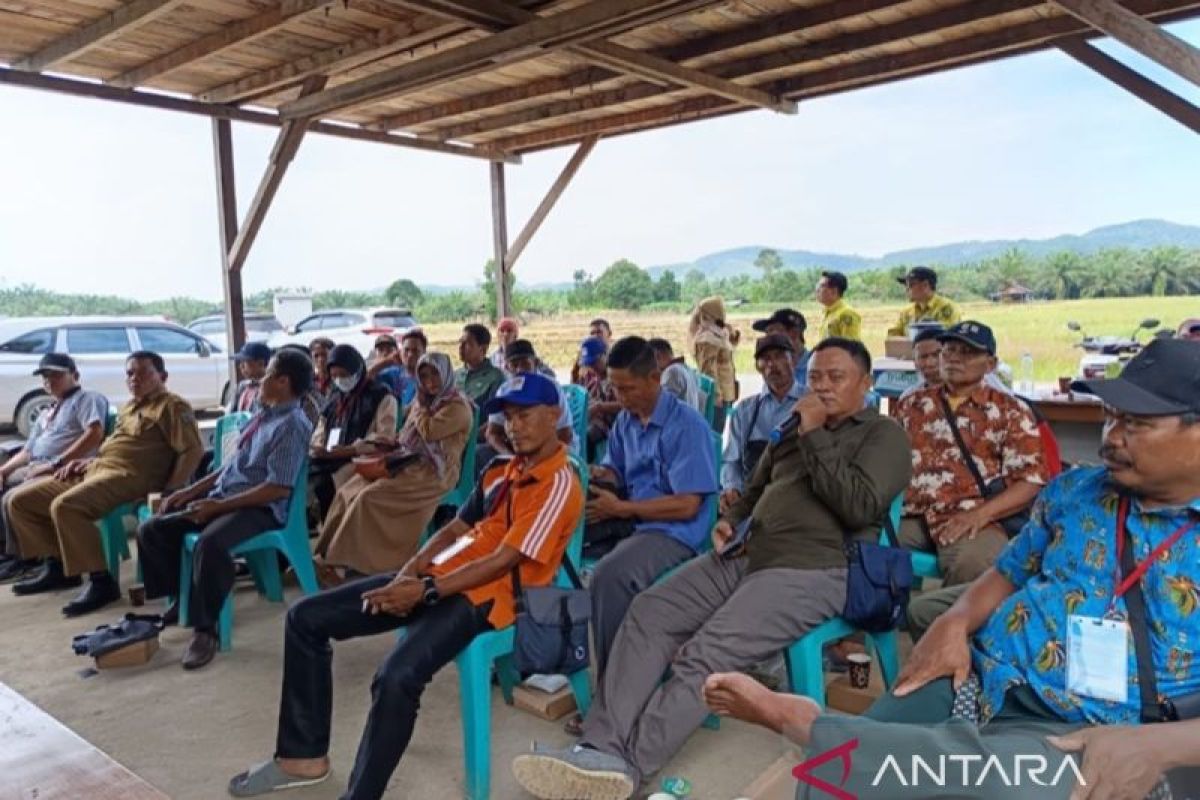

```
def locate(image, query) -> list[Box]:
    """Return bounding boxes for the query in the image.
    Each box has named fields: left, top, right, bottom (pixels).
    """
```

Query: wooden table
left=0, top=681, right=169, bottom=800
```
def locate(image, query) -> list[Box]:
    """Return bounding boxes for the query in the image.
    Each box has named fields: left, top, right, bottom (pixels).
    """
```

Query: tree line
left=1, top=245, right=1196, bottom=326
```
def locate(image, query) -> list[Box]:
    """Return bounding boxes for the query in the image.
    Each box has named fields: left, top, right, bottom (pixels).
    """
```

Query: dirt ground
left=0, top=554, right=795, bottom=800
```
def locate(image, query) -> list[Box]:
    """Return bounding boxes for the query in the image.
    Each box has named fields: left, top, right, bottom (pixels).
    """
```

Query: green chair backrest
left=564, top=455, right=588, bottom=573
left=696, top=372, right=717, bottom=425
left=104, top=408, right=117, bottom=436
left=213, top=412, right=252, bottom=472
left=561, top=384, right=588, bottom=459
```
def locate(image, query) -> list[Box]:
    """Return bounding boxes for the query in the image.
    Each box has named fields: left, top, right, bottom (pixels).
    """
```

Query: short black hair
left=308, top=336, right=335, bottom=350
left=607, top=336, right=658, bottom=377
left=589, top=318, right=612, bottom=335
left=128, top=350, right=166, bottom=375
left=813, top=337, right=872, bottom=375
left=463, top=323, right=491, bottom=349
left=912, top=326, right=945, bottom=346
left=646, top=338, right=674, bottom=357
left=272, top=349, right=314, bottom=396
left=401, top=329, right=428, bottom=350
left=821, top=270, right=848, bottom=296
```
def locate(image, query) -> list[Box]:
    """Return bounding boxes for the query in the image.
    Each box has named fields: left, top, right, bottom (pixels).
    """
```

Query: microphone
left=768, top=412, right=801, bottom=444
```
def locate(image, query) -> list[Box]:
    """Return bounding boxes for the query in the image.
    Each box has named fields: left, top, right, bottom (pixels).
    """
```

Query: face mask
left=334, top=373, right=359, bottom=394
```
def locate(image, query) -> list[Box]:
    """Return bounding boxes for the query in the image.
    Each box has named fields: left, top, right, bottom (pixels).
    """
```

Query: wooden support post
left=504, top=136, right=596, bottom=272
left=211, top=118, right=244, bottom=390
left=1050, top=0, right=1200, bottom=88
left=1059, top=39, right=1200, bottom=134
left=490, top=162, right=512, bottom=320
left=227, top=75, right=327, bottom=275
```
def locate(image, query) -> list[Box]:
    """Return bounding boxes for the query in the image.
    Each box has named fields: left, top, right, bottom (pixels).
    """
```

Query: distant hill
left=646, top=219, right=1200, bottom=280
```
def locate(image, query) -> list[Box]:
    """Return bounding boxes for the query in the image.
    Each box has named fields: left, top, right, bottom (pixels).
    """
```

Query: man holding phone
left=137, top=349, right=313, bottom=670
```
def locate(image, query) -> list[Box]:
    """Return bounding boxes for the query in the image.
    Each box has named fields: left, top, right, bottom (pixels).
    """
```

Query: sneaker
left=512, top=743, right=635, bottom=800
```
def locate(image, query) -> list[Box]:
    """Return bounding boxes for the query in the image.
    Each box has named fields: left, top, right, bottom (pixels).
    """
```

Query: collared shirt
left=886, top=293, right=962, bottom=336
left=794, top=348, right=812, bottom=387
left=455, top=361, right=505, bottom=407
left=895, top=384, right=1048, bottom=528
left=212, top=401, right=313, bottom=524
left=26, top=388, right=108, bottom=463
left=376, top=366, right=417, bottom=407
left=819, top=298, right=863, bottom=341
left=228, top=379, right=262, bottom=415
left=430, top=444, right=583, bottom=630
left=600, top=390, right=718, bottom=551
left=721, top=381, right=805, bottom=493
left=660, top=361, right=702, bottom=414
left=725, top=407, right=911, bottom=573
left=98, top=390, right=203, bottom=483
left=973, top=467, right=1200, bottom=725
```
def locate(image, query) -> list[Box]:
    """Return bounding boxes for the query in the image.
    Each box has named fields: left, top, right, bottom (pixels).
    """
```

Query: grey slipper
left=227, top=760, right=330, bottom=797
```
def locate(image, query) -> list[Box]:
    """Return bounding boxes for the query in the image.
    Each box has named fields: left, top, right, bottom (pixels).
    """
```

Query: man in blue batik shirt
left=138, top=349, right=314, bottom=671
left=702, top=338, right=1200, bottom=800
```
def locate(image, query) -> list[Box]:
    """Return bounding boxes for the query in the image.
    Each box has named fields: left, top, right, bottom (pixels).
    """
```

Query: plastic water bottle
left=1019, top=352, right=1035, bottom=396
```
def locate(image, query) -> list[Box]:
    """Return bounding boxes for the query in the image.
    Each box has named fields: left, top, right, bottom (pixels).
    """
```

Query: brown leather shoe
left=182, top=630, right=218, bottom=670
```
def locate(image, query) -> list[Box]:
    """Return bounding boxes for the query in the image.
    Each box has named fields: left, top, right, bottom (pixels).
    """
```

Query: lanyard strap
left=236, top=415, right=265, bottom=449
left=1113, top=496, right=1198, bottom=601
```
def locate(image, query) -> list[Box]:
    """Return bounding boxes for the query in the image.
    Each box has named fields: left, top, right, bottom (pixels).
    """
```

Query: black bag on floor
left=72, top=613, right=164, bottom=659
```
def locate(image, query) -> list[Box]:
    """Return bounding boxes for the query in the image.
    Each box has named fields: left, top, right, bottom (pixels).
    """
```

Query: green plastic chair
left=443, top=411, right=480, bottom=511
left=782, top=494, right=906, bottom=708
left=96, top=409, right=134, bottom=587
left=696, top=372, right=717, bottom=427
left=453, top=455, right=590, bottom=800
left=177, top=458, right=315, bottom=651
left=560, top=383, right=588, bottom=460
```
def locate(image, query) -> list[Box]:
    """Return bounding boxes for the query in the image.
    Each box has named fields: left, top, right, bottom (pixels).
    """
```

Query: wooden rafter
left=1058, top=39, right=1200, bottom=133
left=1051, top=0, right=1200, bottom=87
left=505, top=135, right=596, bottom=271
left=490, top=161, right=511, bottom=318
left=278, top=0, right=718, bottom=119
left=111, top=0, right=335, bottom=88
left=489, top=0, right=1200, bottom=152
left=13, top=0, right=185, bottom=72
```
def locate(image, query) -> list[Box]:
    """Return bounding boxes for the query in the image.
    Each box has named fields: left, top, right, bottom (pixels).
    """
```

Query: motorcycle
left=1068, top=318, right=1161, bottom=380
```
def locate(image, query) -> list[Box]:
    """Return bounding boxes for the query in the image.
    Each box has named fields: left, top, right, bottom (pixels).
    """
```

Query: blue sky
left=1, top=21, right=1198, bottom=301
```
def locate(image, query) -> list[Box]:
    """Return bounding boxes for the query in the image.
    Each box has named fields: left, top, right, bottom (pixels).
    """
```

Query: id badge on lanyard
left=1067, top=614, right=1129, bottom=703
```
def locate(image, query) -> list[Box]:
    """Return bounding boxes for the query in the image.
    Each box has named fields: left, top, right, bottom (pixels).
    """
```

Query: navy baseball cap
left=1072, top=338, right=1200, bottom=416
left=234, top=341, right=273, bottom=363
left=754, top=333, right=795, bottom=359
left=33, top=352, right=77, bottom=376
left=482, top=373, right=561, bottom=416
left=937, top=321, right=996, bottom=356
left=579, top=337, right=607, bottom=367
left=897, top=266, right=939, bottom=285
left=752, top=308, right=807, bottom=333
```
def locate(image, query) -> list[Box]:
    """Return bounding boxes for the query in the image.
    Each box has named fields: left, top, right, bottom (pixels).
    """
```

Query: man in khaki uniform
left=10, top=351, right=203, bottom=617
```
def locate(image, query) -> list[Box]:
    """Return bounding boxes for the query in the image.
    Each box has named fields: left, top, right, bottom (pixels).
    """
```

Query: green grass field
left=416, top=296, right=1197, bottom=382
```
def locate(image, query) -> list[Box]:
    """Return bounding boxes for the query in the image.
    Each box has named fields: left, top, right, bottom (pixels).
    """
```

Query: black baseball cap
left=1072, top=339, right=1200, bottom=416
left=752, top=308, right=807, bottom=333
left=937, top=321, right=996, bottom=356
left=374, top=334, right=398, bottom=349
left=504, top=338, right=537, bottom=362
left=235, top=341, right=273, bottom=363
left=33, top=352, right=77, bottom=376
left=754, top=334, right=796, bottom=359
left=912, top=325, right=946, bottom=346
left=897, top=266, right=938, bottom=286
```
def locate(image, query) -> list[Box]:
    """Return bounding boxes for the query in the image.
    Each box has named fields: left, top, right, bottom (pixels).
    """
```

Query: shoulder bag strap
left=1118, top=507, right=1168, bottom=723
left=937, top=392, right=989, bottom=498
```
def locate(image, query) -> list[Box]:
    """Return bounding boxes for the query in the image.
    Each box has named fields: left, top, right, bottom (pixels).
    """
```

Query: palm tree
left=1079, top=249, right=1135, bottom=298
left=1136, top=246, right=1190, bottom=296
left=1037, top=252, right=1085, bottom=300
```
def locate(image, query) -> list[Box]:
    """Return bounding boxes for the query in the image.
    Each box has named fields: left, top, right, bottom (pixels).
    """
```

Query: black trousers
left=274, top=574, right=493, bottom=800
left=136, top=507, right=277, bottom=632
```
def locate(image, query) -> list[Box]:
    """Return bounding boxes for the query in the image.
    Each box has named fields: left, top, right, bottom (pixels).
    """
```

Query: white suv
left=0, top=317, right=228, bottom=436
left=268, top=308, right=418, bottom=356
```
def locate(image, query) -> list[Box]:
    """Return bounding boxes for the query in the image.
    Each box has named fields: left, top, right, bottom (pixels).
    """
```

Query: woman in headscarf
left=308, top=344, right=398, bottom=521
left=689, top=295, right=740, bottom=434
left=313, top=352, right=474, bottom=582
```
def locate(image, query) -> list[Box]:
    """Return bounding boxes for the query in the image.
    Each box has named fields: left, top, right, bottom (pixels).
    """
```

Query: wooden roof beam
left=110, top=0, right=335, bottom=88
left=505, top=135, right=596, bottom=272
left=13, top=0, right=185, bottom=72
left=279, top=0, right=716, bottom=118
left=1050, top=0, right=1200, bottom=88
left=1058, top=39, right=1200, bottom=133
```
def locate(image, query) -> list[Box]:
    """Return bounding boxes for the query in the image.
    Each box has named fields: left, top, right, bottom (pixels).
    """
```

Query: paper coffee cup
left=847, top=653, right=872, bottom=689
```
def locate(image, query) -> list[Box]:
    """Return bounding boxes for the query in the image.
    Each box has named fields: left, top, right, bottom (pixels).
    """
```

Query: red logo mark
left=792, top=738, right=859, bottom=800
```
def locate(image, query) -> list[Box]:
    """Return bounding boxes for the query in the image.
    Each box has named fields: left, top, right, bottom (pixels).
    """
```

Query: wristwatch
left=421, top=575, right=440, bottom=606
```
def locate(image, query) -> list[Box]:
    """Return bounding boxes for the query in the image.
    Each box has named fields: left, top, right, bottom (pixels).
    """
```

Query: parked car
left=188, top=312, right=283, bottom=353
left=0, top=317, right=228, bottom=436
left=268, top=308, right=418, bottom=356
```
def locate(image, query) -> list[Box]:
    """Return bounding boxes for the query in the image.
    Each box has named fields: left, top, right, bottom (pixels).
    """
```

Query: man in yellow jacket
left=816, top=271, right=862, bottom=341
left=887, top=266, right=961, bottom=337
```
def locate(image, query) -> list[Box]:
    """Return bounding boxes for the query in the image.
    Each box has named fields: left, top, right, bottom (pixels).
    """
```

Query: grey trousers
left=590, top=531, right=694, bottom=676
left=581, top=553, right=847, bottom=785
left=906, top=584, right=968, bottom=642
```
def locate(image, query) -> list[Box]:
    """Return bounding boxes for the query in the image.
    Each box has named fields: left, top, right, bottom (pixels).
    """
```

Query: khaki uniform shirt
left=886, top=293, right=962, bottom=337
left=98, top=390, right=203, bottom=487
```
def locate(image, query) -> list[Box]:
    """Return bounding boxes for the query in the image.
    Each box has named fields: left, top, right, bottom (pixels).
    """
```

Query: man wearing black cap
left=894, top=322, right=1047, bottom=595
left=702, top=338, right=1200, bottom=800
left=481, top=339, right=575, bottom=468
left=0, top=354, right=108, bottom=582
left=752, top=308, right=809, bottom=386
left=228, top=341, right=273, bottom=414
left=719, top=334, right=804, bottom=514
left=887, top=266, right=962, bottom=337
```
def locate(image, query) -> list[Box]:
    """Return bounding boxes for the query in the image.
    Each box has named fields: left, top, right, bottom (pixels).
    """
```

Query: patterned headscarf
left=397, top=351, right=467, bottom=474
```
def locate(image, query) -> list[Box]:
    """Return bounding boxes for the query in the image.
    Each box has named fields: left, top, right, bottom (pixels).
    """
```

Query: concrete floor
left=0, top=557, right=792, bottom=800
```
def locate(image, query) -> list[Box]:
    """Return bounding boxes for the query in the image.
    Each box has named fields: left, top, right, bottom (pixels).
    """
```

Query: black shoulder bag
left=841, top=514, right=913, bottom=633
left=937, top=394, right=1030, bottom=539
left=740, top=394, right=770, bottom=481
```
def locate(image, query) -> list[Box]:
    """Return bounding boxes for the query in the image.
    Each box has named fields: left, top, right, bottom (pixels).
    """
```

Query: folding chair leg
left=457, top=648, right=494, bottom=800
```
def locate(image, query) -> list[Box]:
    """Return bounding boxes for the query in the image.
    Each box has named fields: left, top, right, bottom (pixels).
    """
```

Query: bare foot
left=275, top=756, right=330, bottom=779
left=703, top=672, right=821, bottom=745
